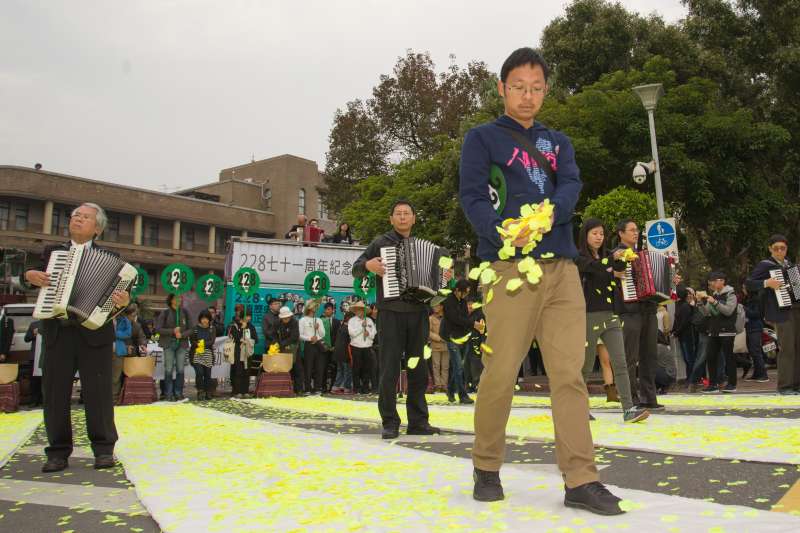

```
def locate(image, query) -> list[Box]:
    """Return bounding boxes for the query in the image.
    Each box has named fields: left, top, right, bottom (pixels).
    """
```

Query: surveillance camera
left=632, top=164, right=647, bottom=185
left=632, top=161, right=655, bottom=185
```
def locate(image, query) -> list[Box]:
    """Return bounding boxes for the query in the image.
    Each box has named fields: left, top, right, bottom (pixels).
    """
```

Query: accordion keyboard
left=622, top=262, right=637, bottom=302
left=770, top=269, right=793, bottom=309
left=380, top=246, right=401, bottom=299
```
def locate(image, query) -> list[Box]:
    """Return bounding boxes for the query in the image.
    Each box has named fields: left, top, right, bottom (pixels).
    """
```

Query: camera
left=632, top=161, right=656, bottom=185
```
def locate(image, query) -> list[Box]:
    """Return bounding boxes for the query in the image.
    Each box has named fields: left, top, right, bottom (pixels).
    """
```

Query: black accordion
left=770, top=265, right=800, bottom=309
left=380, top=237, right=449, bottom=304
left=33, top=243, right=137, bottom=329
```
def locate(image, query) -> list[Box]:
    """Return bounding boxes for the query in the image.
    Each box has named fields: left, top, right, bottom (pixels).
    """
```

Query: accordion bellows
left=380, top=237, right=449, bottom=304
left=33, top=243, right=137, bottom=330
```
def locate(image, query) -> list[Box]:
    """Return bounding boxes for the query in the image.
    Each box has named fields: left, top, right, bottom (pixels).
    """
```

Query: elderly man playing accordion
left=25, top=202, right=130, bottom=473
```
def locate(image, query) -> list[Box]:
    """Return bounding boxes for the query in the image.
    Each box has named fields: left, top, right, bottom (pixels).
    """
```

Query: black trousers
left=43, top=326, right=118, bottom=460
left=230, top=360, right=249, bottom=394
left=620, top=311, right=659, bottom=406
left=378, top=309, right=430, bottom=429
left=290, top=350, right=305, bottom=394
left=707, top=335, right=736, bottom=387
left=194, top=364, right=212, bottom=393
left=303, top=342, right=326, bottom=392
left=351, top=346, right=373, bottom=393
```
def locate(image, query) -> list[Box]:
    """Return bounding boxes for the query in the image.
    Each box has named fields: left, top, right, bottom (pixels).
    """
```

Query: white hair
left=72, top=203, right=107, bottom=233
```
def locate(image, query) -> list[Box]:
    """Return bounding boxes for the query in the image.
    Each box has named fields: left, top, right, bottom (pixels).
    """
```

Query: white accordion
left=33, top=243, right=138, bottom=330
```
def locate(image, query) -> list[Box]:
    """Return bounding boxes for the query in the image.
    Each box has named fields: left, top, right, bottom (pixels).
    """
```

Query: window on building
left=263, top=188, right=272, bottom=209
left=52, top=205, right=73, bottom=237
left=104, top=214, right=120, bottom=241
left=182, top=226, right=195, bottom=251
left=145, top=221, right=159, bottom=247
left=318, top=198, right=328, bottom=220
left=0, top=201, right=9, bottom=231
left=14, top=205, right=28, bottom=231
left=298, top=188, right=306, bottom=215
left=215, top=228, right=234, bottom=255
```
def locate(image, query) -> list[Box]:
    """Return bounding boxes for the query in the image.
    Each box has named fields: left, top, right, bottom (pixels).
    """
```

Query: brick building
left=0, top=155, right=334, bottom=310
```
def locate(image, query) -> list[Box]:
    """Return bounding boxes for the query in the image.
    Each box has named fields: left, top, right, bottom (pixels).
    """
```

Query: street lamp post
left=633, top=83, right=666, bottom=219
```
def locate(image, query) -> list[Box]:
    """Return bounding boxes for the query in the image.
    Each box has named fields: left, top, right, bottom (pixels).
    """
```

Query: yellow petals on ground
left=0, top=411, right=42, bottom=469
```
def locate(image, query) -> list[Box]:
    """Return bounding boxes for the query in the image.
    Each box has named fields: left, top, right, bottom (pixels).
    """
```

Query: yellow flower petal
left=407, top=357, right=420, bottom=369
left=506, top=278, right=524, bottom=292
left=438, top=256, right=454, bottom=270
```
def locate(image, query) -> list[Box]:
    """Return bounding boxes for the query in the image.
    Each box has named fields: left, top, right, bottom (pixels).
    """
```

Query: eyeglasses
left=70, top=213, right=94, bottom=221
left=772, top=245, right=787, bottom=251
left=505, top=84, right=547, bottom=97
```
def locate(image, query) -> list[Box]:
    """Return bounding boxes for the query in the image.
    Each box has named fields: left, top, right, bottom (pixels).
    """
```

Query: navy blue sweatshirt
left=459, top=115, right=582, bottom=262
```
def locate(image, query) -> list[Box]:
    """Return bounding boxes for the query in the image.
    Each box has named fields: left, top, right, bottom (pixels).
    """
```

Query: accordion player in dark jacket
left=352, top=200, right=451, bottom=440
left=24, top=203, right=130, bottom=473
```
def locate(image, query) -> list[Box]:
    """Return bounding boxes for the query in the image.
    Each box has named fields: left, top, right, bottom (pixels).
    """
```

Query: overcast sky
left=1, top=0, right=687, bottom=191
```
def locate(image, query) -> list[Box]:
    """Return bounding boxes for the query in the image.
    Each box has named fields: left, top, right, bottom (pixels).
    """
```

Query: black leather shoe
left=41, top=458, right=69, bottom=473
left=94, top=455, right=117, bottom=470
left=564, top=481, right=625, bottom=515
left=473, top=468, right=504, bottom=502
left=459, top=396, right=474, bottom=404
left=382, top=427, right=400, bottom=440
left=406, top=424, right=441, bottom=436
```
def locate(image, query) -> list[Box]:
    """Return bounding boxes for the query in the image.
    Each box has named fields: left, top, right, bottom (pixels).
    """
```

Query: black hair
left=454, top=278, right=471, bottom=292
left=166, top=293, right=178, bottom=307
left=500, top=47, right=550, bottom=83
left=198, top=309, right=212, bottom=322
left=268, top=298, right=281, bottom=305
left=769, top=234, right=788, bottom=246
left=708, top=271, right=727, bottom=282
left=390, top=199, right=416, bottom=216
left=615, top=218, right=637, bottom=236
left=323, top=302, right=335, bottom=310
left=578, top=218, right=606, bottom=258
left=675, top=285, right=689, bottom=301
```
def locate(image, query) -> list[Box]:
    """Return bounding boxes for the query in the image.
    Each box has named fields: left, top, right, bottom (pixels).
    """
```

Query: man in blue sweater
left=459, top=48, right=623, bottom=515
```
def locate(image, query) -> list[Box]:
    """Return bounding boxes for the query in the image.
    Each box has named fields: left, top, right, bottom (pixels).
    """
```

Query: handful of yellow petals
left=267, top=343, right=281, bottom=356
left=468, top=201, right=554, bottom=296
left=622, top=248, right=639, bottom=262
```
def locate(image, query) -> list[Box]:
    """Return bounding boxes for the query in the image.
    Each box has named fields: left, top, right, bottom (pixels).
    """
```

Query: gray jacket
left=155, top=307, right=191, bottom=349
left=699, top=285, right=738, bottom=336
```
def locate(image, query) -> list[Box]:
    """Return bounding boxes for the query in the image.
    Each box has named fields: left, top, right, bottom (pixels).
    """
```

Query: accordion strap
left=497, top=124, right=557, bottom=186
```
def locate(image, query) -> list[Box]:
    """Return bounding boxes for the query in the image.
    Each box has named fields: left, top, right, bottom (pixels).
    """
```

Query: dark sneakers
left=406, top=424, right=441, bottom=436
left=564, top=481, right=625, bottom=515
left=94, top=455, right=117, bottom=469
left=41, top=458, right=68, bottom=473
left=473, top=468, right=504, bottom=502
left=382, top=427, right=400, bottom=440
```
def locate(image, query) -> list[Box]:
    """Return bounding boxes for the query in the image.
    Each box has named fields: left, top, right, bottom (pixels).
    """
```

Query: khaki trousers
left=472, top=259, right=598, bottom=488
left=431, top=349, right=449, bottom=389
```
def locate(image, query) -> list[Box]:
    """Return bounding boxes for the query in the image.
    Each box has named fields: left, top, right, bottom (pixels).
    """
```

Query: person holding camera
left=697, top=272, right=739, bottom=393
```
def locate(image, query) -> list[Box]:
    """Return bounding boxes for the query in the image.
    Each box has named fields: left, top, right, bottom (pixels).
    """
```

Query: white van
left=2, top=303, right=36, bottom=360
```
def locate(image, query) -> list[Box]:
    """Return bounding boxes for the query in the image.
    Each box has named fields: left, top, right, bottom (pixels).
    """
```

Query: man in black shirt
left=353, top=200, right=441, bottom=439
left=612, top=219, right=662, bottom=410
left=441, top=279, right=477, bottom=404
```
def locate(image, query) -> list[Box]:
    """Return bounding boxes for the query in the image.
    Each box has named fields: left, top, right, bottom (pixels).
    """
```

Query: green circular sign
left=233, top=267, right=260, bottom=297
left=130, top=267, right=149, bottom=298
left=304, top=270, right=330, bottom=297
left=161, top=263, right=194, bottom=295
left=353, top=272, right=376, bottom=300
left=488, top=164, right=507, bottom=214
left=196, top=274, right=224, bottom=302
